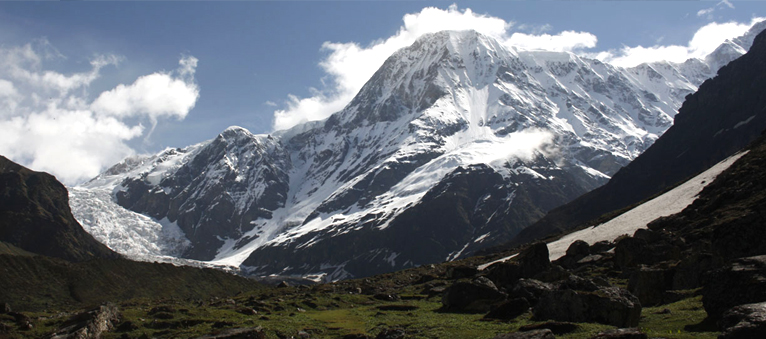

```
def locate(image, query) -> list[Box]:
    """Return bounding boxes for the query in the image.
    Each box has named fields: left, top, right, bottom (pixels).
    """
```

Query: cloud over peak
left=274, top=5, right=755, bottom=132
left=594, top=17, right=764, bottom=67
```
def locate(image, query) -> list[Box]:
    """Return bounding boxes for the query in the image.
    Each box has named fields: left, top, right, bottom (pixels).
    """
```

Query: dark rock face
left=0, top=156, right=118, bottom=262
left=486, top=262, right=523, bottom=288
left=671, top=253, right=723, bottom=291
left=533, top=287, right=641, bottom=327
left=613, top=235, right=680, bottom=270
left=512, top=28, right=766, bottom=246
left=441, top=277, right=506, bottom=313
left=627, top=267, right=673, bottom=307
left=703, top=255, right=766, bottom=321
left=243, top=163, right=590, bottom=279
left=49, top=304, right=121, bottom=339
left=517, top=242, right=552, bottom=278
left=114, top=129, right=291, bottom=260
left=447, top=265, right=479, bottom=280
left=720, top=302, right=766, bottom=339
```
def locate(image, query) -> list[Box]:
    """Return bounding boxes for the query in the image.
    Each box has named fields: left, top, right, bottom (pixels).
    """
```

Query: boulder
left=720, top=302, right=766, bottom=339
left=632, top=228, right=662, bottom=243
left=492, top=329, right=554, bottom=339
left=589, top=240, right=615, bottom=254
left=556, top=240, right=591, bottom=269
left=627, top=267, right=673, bottom=306
left=591, top=328, right=647, bottom=339
left=558, top=275, right=600, bottom=292
left=508, top=279, right=554, bottom=305
left=518, top=242, right=552, bottom=278
left=447, top=265, right=478, bottom=279
left=442, top=277, right=506, bottom=313
left=566, top=240, right=591, bottom=259
left=486, top=262, right=522, bottom=288
left=49, top=303, right=121, bottom=339
left=712, top=211, right=766, bottom=261
left=533, top=265, right=571, bottom=283
left=671, top=252, right=723, bottom=290
left=420, top=284, right=447, bottom=297
left=703, top=255, right=766, bottom=320
left=533, top=287, right=641, bottom=327
left=614, top=238, right=648, bottom=270
left=577, top=254, right=605, bottom=266
left=614, top=237, right=680, bottom=270
left=483, top=298, right=531, bottom=321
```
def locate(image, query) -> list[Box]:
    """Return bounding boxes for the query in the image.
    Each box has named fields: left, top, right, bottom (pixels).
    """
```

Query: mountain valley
left=3, top=13, right=766, bottom=339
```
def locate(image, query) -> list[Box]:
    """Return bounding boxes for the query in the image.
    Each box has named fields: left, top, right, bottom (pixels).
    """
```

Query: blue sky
left=0, top=1, right=764, bottom=184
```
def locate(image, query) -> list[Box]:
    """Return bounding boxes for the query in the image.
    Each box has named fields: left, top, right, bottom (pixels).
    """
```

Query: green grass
left=0, top=282, right=723, bottom=339
left=638, top=295, right=718, bottom=339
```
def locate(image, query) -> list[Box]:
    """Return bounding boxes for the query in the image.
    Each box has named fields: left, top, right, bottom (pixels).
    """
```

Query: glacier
left=70, top=25, right=765, bottom=280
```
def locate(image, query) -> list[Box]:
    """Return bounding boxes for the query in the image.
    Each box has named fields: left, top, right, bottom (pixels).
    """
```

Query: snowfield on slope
left=478, top=151, right=748, bottom=270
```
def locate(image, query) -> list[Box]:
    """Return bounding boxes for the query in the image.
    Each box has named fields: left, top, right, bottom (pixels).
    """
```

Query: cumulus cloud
left=0, top=39, right=199, bottom=185
left=91, top=57, right=199, bottom=120
left=272, top=4, right=515, bottom=131
left=272, top=4, right=766, bottom=131
left=507, top=31, right=598, bottom=52
left=271, top=5, right=601, bottom=131
left=595, top=17, right=765, bottom=67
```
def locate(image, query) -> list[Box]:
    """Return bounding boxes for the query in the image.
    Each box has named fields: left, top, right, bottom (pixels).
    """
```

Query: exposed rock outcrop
left=49, top=304, right=121, bottom=339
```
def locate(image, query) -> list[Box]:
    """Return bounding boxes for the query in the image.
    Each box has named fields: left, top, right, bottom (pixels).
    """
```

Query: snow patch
left=478, top=151, right=747, bottom=270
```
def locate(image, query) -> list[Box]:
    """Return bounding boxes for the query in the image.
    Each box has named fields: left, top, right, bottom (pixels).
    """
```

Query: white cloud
left=272, top=5, right=601, bottom=131
left=273, top=5, right=764, bottom=131
left=0, top=39, right=199, bottom=185
left=507, top=31, right=598, bottom=52
left=596, top=17, right=764, bottom=67
left=91, top=59, right=199, bottom=120
left=272, top=4, right=515, bottom=131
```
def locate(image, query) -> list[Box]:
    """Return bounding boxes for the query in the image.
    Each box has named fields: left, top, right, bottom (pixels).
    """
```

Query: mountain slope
left=511, top=27, right=766, bottom=247
left=72, top=26, right=762, bottom=280
left=0, top=156, right=262, bottom=312
left=0, top=156, right=119, bottom=262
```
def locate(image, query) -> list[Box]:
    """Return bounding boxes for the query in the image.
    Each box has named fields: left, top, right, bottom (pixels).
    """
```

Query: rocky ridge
left=511, top=24, right=766, bottom=247
left=72, top=25, right=764, bottom=280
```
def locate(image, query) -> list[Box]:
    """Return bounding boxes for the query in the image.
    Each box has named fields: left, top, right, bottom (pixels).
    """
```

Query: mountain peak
left=219, top=125, right=254, bottom=139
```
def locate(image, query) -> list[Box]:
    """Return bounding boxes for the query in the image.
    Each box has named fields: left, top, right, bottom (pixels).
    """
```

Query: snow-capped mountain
left=71, top=26, right=763, bottom=280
